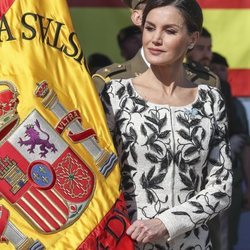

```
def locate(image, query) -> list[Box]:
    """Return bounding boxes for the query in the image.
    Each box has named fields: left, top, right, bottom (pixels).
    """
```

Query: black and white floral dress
left=101, top=78, right=232, bottom=250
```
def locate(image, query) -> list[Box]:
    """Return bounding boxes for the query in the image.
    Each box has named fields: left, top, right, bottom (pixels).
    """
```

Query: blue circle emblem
left=29, top=162, right=55, bottom=189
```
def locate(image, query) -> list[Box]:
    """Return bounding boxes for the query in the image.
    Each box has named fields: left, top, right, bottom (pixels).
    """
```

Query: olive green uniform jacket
left=93, top=50, right=220, bottom=93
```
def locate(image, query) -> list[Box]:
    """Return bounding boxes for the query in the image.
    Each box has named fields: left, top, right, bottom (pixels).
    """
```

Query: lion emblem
left=18, top=119, right=57, bottom=157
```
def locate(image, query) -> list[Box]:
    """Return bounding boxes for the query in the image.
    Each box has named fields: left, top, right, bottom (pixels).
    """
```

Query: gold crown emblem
left=0, top=80, right=19, bottom=142
left=35, top=80, right=49, bottom=98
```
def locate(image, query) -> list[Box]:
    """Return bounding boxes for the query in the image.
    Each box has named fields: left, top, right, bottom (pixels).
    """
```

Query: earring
left=188, top=44, right=194, bottom=50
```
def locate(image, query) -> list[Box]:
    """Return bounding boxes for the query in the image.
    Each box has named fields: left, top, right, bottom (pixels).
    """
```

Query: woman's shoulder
left=109, top=78, right=132, bottom=86
left=101, top=78, right=134, bottom=100
left=198, top=84, right=223, bottom=99
left=104, top=78, right=133, bottom=95
left=198, top=83, right=219, bottom=91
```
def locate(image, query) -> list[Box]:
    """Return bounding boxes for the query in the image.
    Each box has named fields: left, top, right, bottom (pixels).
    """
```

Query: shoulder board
left=92, top=63, right=127, bottom=93
left=93, top=63, right=126, bottom=82
left=184, top=62, right=220, bottom=88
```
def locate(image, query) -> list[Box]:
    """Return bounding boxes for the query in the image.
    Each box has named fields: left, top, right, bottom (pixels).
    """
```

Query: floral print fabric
left=101, top=79, right=232, bottom=250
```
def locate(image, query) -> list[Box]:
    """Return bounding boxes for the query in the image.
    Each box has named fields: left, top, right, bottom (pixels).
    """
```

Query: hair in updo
left=142, top=0, right=203, bottom=34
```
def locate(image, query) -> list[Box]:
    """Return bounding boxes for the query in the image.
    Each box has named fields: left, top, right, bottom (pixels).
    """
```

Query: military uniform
left=123, top=0, right=146, bottom=9
left=92, top=50, right=220, bottom=93
left=93, top=50, right=146, bottom=92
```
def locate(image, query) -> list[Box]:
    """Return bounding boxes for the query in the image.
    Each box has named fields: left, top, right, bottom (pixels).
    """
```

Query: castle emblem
left=0, top=110, right=95, bottom=233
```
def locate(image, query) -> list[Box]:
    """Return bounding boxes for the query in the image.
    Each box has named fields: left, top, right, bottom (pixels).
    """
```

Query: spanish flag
left=0, top=0, right=133, bottom=249
left=197, top=0, right=250, bottom=96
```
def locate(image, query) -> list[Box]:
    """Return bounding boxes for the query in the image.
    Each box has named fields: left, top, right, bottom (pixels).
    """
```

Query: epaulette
left=184, top=61, right=220, bottom=89
left=93, top=63, right=127, bottom=84
left=92, top=63, right=127, bottom=93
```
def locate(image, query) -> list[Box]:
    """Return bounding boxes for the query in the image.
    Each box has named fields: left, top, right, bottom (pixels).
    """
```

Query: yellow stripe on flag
left=203, top=9, right=250, bottom=69
left=0, top=0, right=126, bottom=249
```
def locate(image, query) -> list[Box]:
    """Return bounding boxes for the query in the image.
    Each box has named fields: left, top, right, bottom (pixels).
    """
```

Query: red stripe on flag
left=68, top=0, right=250, bottom=8
left=68, top=0, right=123, bottom=7
left=21, top=191, right=60, bottom=231
left=229, top=69, right=250, bottom=97
left=17, top=187, right=68, bottom=232
left=197, top=0, right=250, bottom=9
left=32, top=189, right=68, bottom=224
left=39, top=189, right=69, bottom=216
left=17, top=198, right=52, bottom=232
left=0, top=0, right=15, bottom=18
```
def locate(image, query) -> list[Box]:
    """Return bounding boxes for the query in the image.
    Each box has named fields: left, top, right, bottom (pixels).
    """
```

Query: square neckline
left=129, top=78, right=201, bottom=109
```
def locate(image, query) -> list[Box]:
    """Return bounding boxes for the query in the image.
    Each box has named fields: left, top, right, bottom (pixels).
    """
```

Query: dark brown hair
left=142, top=0, right=203, bottom=34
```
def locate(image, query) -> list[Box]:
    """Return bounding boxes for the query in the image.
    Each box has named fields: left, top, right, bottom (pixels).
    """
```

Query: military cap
left=122, top=0, right=146, bottom=9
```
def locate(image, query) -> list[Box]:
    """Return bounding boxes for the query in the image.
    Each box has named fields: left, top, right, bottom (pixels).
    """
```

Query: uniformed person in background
left=92, top=0, right=220, bottom=93
left=186, top=27, right=213, bottom=67
left=117, top=25, right=142, bottom=60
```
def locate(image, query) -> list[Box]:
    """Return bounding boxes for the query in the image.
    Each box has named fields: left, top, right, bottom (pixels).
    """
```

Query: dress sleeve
left=156, top=88, right=233, bottom=241
left=100, top=80, right=117, bottom=137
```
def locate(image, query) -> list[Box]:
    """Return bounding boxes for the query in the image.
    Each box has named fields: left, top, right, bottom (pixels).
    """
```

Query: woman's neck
left=132, top=62, right=198, bottom=106
left=146, top=63, right=188, bottom=95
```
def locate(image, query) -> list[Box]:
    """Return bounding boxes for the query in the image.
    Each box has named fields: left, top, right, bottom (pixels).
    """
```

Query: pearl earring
left=188, top=44, right=194, bottom=50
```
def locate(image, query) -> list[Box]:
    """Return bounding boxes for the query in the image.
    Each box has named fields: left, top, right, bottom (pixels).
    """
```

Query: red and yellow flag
left=197, top=0, right=250, bottom=96
left=0, top=0, right=133, bottom=249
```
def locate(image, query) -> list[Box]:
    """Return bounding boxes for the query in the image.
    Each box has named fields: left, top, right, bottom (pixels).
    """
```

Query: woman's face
left=143, top=5, right=197, bottom=67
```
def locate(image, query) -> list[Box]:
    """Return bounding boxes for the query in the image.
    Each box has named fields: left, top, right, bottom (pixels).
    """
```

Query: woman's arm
left=155, top=88, right=233, bottom=241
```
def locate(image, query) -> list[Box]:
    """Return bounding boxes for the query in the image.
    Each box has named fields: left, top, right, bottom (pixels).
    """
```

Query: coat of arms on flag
left=1, top=109, right=95, bottom=233
left=0, top=79, right=134, bottom=250
left=0, top=0, right=135, bottom=249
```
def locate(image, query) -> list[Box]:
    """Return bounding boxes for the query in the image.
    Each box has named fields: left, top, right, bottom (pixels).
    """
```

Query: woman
left=101, top=0, right=232, bottom=249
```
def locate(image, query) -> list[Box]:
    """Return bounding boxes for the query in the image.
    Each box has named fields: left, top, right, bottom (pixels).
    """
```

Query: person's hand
left=126, top=218, right=169, bottom=243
